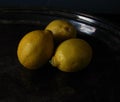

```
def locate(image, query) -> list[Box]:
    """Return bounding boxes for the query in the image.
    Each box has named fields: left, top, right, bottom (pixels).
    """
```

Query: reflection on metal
left=77, top=15, right=95, bottom=23
left=69, top=20, right=96, bottom=35
left=79, top=23, right=96, bottom=35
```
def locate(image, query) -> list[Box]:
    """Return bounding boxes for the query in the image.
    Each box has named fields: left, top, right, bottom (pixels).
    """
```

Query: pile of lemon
left=17, top=19, right=92, bottom=72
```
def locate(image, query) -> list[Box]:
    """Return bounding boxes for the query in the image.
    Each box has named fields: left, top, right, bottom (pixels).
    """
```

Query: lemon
left=17, top=30, right=54, bottom=70
left=45, top=19, right=77, bottom=44
left=51, top=38, right=92, bottom=72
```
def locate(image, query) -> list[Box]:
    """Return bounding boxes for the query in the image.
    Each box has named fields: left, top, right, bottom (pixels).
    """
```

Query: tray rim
left=0, top=8, right=120, bottom=52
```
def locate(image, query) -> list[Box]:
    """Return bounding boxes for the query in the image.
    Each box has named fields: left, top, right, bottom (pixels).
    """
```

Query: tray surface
left=0, top=8, right=120, bottom=101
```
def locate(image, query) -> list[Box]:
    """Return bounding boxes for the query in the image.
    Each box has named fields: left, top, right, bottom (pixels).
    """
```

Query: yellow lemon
left=45, top=19, right=77, bottom=44
left=51, top=38, right=92, bottom=72
left=17, top=30, right=54, bottom=70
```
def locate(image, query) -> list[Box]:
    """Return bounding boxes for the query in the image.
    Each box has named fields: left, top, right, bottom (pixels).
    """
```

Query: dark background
left=0, top=0, right=120, bottom=14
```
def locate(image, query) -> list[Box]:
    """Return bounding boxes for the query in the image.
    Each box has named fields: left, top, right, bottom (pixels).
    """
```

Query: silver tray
left=0, top=8, right=119, bottom=101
